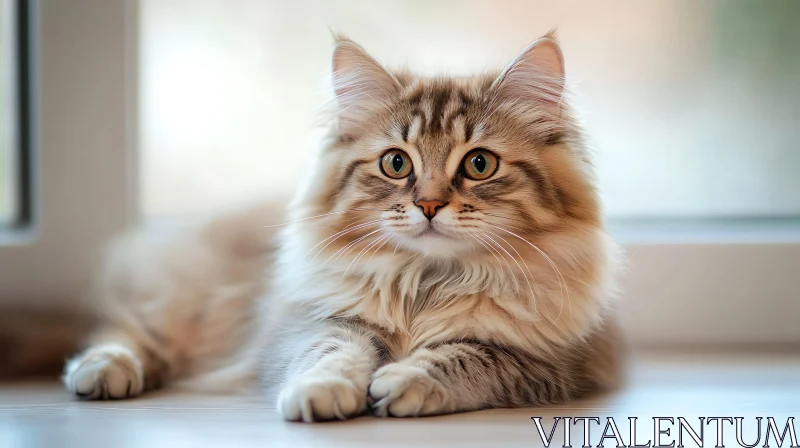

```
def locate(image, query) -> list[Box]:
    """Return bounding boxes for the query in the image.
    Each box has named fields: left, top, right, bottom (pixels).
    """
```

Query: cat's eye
left=462, top=149, right=498, bottom=180
left=380, top=149, right=413, bottom=179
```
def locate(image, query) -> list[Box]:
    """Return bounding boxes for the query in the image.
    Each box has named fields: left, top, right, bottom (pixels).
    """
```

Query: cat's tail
left=61, top=200, right=283, bottom=399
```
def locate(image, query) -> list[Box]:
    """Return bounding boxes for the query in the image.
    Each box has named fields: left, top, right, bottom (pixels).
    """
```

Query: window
left=0, top=0, right=132, bottom=308
left=139, top=1, right=800, bottom=222
left=1, top=0, right=797, bottom=348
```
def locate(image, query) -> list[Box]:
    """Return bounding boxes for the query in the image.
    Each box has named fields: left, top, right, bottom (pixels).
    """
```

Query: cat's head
left=296, top=33, right=601, bottom=259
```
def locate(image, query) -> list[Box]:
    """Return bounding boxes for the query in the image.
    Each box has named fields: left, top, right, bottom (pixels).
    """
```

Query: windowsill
left=0, top=225, right=36, bottom=246
left=1, top=351, right=798, bottom=447
left=609, top=217, right=800, bottom=245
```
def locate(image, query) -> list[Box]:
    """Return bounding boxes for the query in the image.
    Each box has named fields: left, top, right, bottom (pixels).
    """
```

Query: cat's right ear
left=331, top=35, right=400, bottom=138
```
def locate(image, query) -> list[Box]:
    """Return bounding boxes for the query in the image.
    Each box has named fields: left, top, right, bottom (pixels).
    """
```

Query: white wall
left=139, top=0, right=800, bottom=219
left=0, top=0, right=134, bottom=309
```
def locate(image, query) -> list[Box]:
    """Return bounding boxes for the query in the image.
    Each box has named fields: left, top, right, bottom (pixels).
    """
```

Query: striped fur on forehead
left=313, top=35, right=601, bottom=234
left=62, top=35, right=621, bottom=420
left=394, top=76, right=492, bottom=144
left=317, top=84, right=597, bottom=228
left=262, top=36, right=620, bottom=418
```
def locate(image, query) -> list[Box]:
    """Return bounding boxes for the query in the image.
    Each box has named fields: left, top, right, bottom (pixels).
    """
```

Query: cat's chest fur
left=318, top=259, right=551, bottom=357
left=279, top=243, right=594, bottom=358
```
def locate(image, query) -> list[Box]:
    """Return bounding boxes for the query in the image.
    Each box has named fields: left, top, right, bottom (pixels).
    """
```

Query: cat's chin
left=393, top=232, right=472, bottom=258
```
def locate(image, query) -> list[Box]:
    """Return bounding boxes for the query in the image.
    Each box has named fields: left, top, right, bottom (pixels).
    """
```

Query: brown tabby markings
left=324, top=72, right=597, bottom=255
left=61, top=33, right=621, bottom=423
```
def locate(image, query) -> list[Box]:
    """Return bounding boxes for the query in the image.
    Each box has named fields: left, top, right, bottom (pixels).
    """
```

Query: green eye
left=462, top=149, right=498, bottom=180
left=380, top=149, right=413, bottom=179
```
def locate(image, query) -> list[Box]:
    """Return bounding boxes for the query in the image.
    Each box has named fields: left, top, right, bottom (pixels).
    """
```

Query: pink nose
left=415, top=199, right=446, bottom=219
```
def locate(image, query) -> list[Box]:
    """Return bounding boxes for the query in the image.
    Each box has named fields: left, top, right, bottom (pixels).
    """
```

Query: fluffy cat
left=62, top=32, right=622, bottom=421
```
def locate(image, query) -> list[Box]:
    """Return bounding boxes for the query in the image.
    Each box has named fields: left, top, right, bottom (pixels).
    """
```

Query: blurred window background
left=0, top=0, right=16, bottom=226
left=140, top=0, right=800, bottom=221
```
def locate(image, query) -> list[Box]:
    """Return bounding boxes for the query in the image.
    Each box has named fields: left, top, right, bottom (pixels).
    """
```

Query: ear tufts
left=330, top=30, right=355, bottom=46
left=542, top=27, right=559, bottom=41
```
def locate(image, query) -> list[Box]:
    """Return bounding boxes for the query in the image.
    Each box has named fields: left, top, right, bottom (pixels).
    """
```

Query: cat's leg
left=276, top=321, right=383, bottom=422
left=62, top=327, right=166, bottom=400
left=369, top=322, right=621, bottom=417
left=368, top=340, right=573, bottom=417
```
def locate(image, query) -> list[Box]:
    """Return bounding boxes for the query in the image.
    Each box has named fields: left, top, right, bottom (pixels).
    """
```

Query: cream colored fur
left=63, top=203, right=277, bottom=398
left=63, top=34, right=622, bottom=421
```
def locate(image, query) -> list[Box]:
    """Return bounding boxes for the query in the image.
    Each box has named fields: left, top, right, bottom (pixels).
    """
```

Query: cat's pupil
left=473, top=154, right=486, bottom=173
left=392, top=154, right=404, bottom=172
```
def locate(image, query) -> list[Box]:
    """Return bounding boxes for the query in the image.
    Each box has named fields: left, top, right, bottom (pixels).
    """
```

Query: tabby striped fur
left=62, top=32, right=623, bottom=421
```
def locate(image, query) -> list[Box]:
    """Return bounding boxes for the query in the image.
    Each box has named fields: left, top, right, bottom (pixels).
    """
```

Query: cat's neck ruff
left=273, top=224, right=616, bottom=352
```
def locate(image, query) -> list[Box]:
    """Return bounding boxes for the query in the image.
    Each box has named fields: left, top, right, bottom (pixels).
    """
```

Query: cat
left=62, top=32, right=622, bottom=421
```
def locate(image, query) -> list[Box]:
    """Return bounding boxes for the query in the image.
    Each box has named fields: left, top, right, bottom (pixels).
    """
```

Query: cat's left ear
left=491, top=33, right=565, bottom=115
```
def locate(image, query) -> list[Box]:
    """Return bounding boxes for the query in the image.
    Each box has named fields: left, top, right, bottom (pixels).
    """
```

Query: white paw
left=62, top=344, right=144, bottom=400
left=277, top=374, right=366, bottom=422
left=369, top=363, right=450, bottom=417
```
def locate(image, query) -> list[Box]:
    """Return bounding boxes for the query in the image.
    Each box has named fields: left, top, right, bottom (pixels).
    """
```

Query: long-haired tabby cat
left=62, top=32, right=622, bottom=421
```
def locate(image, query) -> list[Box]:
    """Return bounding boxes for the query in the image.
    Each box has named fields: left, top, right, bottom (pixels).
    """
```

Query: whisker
left=392, top=239, right=401, bottom=256
left=481, top=213, right=531, bottom=230
left=334, top=227, right=389, bottom=262
left=343, top=233, right=388, bottom=278
left=483, top=222, right=572, bottom=322
left=472, top=232, right=520, bottom=294
left=263, top=207, right=385, bottom=228
left=365, top=234, right=393, bottom=267
left=305, top=219, right=387, bottom=262
left=479, top=232, right=524, bottom=295
left=489, top=232, right=540, bottom=314
left=336, top=212, right=387, bottom=231
left=322, top=227, right=383, bottom=266
left=468, top=234, right=505, bottom=271
left=482, top=232, right=537, bottom=315
left=464, top=236, right=476, bottom=252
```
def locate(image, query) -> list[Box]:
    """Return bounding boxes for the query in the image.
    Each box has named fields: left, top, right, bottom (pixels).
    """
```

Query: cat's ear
left=331, top=35, right=400, bottom=138
left=491, top=33, right=565, bottom=116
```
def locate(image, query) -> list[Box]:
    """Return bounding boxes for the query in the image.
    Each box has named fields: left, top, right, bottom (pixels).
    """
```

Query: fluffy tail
left=61, top=201, right=282, bottom=399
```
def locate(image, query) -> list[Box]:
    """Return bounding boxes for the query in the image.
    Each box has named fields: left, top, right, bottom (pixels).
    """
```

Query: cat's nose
left=414, top=199, right=447, bottom=220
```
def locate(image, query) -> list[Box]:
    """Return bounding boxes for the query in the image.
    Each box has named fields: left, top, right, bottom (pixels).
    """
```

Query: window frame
left=0, top=0, right=35, bottom=239
left=0, top=0, right=137, bottom=309
left=0, top=0, right=25, bottom=229
left=11, top=0, right=33, bottom=229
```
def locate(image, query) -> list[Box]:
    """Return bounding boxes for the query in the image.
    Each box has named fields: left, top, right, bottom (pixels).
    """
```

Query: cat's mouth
left=419, top=227, right=445, bottom=237
left=415, top=222, right=456, bottom=239
left=393, top=221, right=473, bottom=256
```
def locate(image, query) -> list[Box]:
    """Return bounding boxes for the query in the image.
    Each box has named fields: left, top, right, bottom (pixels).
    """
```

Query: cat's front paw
left=62, top=344, right=144, bottom=400
left=277, top=375, right=367, bottom=422
left=369, top=363, right=450, bottom=417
